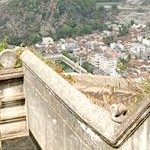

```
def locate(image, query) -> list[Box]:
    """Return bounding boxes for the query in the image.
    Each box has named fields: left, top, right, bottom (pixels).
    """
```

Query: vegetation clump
left=32, top=49, right=75, bottom=83
left=0, top=41, right=8, bottom=52
left=0, top=0, right=121, bottom=45
left=62, top=50, right=77, bottom=62
left=0, top=41, right=8, bottom=70
left=0, top=64, right=3, bottom=70
left=14, top=48, right=23, bottom=68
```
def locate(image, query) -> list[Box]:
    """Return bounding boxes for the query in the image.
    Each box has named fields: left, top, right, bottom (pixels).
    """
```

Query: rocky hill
left=0, top=0, right=149, bottom=45
left=0, top=0, right=124, bottom=44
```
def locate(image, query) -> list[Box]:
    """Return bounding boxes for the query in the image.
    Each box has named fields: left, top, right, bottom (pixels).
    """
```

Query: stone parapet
left=21, top=50, right=150, bottom=150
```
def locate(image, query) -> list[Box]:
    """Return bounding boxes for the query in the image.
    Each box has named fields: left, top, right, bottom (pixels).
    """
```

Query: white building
left=110, top=43, right=124, bottom=51
left=137, top=35, right=143, bottom=43
left=85, top=41, right=99, bottom=51
left=132, top=24, right=146, bottom=29
left=42, top=37, right=54, bottom=45
left=130, top=43, right=146, bottom=57
left=142, top=39, right=150, bottom=46
left=89, top=54, right=119, bottom=76
left=62, top=43, right=80, bottom=53
left=103, top=30, right=112, bottom=37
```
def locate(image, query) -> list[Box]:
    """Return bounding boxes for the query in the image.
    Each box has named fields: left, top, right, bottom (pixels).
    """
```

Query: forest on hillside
left=0, top=0, right=122, bottom=45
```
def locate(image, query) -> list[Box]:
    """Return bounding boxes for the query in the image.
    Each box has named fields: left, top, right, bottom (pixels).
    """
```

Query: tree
left=103, top=36, right=115, bottom=46
left=119, top=25, right=128, bottom=36
left=62, top=50, right=77, bottom=62
left=8, top=36, right=22, bottom=46
left=83, top=25, right=93, bottom=34
left=57, top=0, right=66, bottom=15
left=67, top=20, right=77, bottom=28
left=130, top=20, right=135, bottom=26
left=82, top=61, right=94, bottom=73
left=111, top=5, right=119, bottom=15
left=53, top=11, right=59, bottom=20
left=117, top=56, right=131, bottom=76
left=25, top=34, right=42, bottom=45
left=73, top=24, right=84, bottom=36
left=117, top=60, right=127, bottom=77
left=98, top=6, right=108, bottom=22
left=62, top=24, right=72, bottom=37
left=56, top=24, right=72, bottom=38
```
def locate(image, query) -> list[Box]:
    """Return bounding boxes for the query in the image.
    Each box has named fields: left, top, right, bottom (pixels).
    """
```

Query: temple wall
left=21, top=51, right=150, bottom=150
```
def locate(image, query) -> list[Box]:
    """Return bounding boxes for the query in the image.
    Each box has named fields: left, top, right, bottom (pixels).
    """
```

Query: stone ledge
left=0, top=116, right=26, bottom=124
left=0, top=93, right=25, bottom=103
left=1, top=131, right=28, bottom=141
left=0, top=68, right=23, bottom=81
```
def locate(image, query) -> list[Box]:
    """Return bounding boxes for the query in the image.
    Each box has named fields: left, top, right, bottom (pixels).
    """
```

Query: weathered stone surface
left=2, top=136, right=41, bottom=150
left=0, top=49, right=16, bottom=69
left=119, top=116, right=150, bottom=150
left=110, top=103, right=127, bottom=123
left=21, top=50, right=150, bottom=150
left=0, top=68, right=23, bottom=81
left=21, top=51, right=116, bottom=150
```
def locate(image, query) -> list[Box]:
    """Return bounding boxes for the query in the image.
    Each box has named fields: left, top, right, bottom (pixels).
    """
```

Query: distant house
left=137, top=35, right=143, bottom=43
left=89, top=54, right=119, bottom=76
left=132, top=24, right=146, bottom=29
left=110, top=43, right=124, bottom=51
left=142, top=39, right=150, bottom=46
left=42, top=37, right=54, bottom=45
left=103, top=30, right=112, bottom=37
left=130, top=43, right=146, bottom=57
left=62, top=43, right=80, bottom=53
left=85, top=41, right=99, bottom=51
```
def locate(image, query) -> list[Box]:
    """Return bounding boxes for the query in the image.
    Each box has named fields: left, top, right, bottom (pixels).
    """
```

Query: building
left=130, top=43, right=146, bottom=57
left=142, top=39, right=150, bottom=46
left=42, top=37, right=54, bottom=45
left=89, top=54, right=119, bottom=76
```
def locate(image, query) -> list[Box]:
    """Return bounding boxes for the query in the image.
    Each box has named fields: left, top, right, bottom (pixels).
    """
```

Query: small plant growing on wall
left=0, top=41, right=8, bottom=53
left=14, top=48, right=23, bottom=68
left=125, top=77, right=150, bottom=104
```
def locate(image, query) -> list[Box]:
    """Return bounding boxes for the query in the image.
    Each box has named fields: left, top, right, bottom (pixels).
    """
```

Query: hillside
left=0, top=0, right=121, bottom=45
left=0, top=0, right=149, bottom=45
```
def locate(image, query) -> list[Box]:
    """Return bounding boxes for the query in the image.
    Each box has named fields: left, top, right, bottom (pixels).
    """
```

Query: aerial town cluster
left=35, top=22, right=150, bottom=80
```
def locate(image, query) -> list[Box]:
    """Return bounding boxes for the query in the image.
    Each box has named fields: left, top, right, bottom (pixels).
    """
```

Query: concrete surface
left=0, top=49, right=16, bottom=69
left=20, top=50, right=150, bottom=150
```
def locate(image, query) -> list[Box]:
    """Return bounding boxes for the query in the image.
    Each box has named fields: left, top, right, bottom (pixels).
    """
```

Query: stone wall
left=21, top=50, right=150, bottom=150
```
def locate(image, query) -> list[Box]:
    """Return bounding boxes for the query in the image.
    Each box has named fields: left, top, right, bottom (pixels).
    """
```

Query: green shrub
left=0, top=41, right=7, bottom=52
